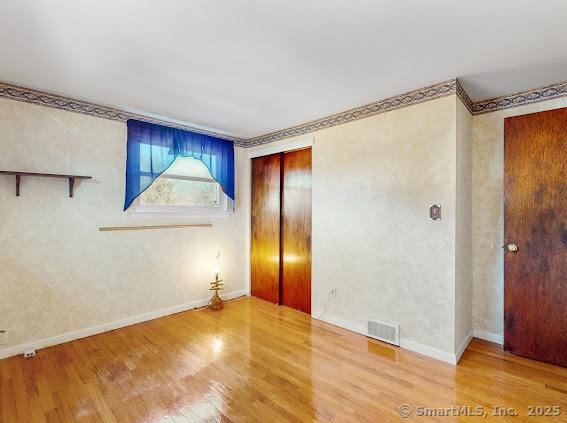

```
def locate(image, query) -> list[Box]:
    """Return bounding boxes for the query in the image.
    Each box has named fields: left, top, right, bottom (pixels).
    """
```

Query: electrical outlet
left=24, top=349, right=36, bottom=358
left=329, top=287, right=337, bottom=298
left=0, top=330, right=6, bottom=345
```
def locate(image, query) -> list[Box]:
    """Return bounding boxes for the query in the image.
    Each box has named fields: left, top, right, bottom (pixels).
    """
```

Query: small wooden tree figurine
left=210, top=252, right=224, bottom=310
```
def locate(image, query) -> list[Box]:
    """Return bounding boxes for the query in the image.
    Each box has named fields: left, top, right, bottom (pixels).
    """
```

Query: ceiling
left=1, top=0, right=567, bottom=138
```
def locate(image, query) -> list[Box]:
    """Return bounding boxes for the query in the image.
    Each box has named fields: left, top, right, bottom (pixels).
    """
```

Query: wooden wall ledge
left=0, top=171, right=92, bottom=197
left=99, top=224, right=213, bottom=232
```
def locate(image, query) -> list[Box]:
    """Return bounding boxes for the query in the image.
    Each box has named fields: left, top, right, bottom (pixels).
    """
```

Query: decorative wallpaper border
left=2, top=78, right=567, bottom=148
left=455, top=79, right=474, bottom=114
left=0, top=81, right=247, bottom=145
left=245, top=79, right=458, bottom=146
left=245, top=79, right=567, bottom=146
left=472, top=80, right=567, bottom=115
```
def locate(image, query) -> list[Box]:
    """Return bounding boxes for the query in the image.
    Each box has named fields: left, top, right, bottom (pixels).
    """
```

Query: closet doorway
left=251, top=147, right=312, bottom=314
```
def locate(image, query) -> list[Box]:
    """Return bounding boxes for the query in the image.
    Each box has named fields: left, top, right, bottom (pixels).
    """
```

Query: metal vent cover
left=367, top=318, right=400, bottom=346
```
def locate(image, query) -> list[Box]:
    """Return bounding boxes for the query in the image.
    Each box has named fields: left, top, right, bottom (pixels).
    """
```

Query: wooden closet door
left=251, top=154, right=281, bottom=304
left=504, top=108, right=567, bottom=366
left=281, top=148, right=312, bottom=314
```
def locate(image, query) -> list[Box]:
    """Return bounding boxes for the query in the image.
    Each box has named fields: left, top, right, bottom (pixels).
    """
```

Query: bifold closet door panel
left=251, top=154, right=281, bottom=304
left=281, top=148, right=312, bottom=314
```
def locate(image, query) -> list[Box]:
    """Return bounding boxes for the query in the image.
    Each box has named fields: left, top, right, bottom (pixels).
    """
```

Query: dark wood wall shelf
left=0, top=171, right=92, bottom=197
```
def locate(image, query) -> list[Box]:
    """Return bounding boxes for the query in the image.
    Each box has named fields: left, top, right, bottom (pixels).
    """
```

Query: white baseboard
left=0, top=289, right=248, bottom=360
left=473, top=329, right=503, bottom=345
left=313, top=312, right=367, bottom=336
left=455, top=331, right=473, bottom=364
left=312, top=310, right=460, bottom=365
left=398, top=338, right=457, bottom=365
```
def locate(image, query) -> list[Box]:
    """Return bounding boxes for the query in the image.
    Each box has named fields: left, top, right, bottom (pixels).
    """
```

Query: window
left=130, top=157, right=232, bottom=218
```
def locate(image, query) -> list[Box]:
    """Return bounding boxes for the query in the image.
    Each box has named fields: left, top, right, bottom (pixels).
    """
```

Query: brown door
left=504, top=108, right=567, bottom=367
left=250, top=148, right=312, bottom=314
left=251, top=154, right=281, bottom=304
left=281, top=148, right=312, bottom=313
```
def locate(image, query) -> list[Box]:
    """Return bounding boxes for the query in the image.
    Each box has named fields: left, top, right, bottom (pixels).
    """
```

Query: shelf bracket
left=69, top=177, right=75, bottom=198
left=16, top=175, right=20, bottom=196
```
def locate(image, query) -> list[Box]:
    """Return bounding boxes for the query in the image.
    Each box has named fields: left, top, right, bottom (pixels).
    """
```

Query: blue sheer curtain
left=124, top=119, right=235, bottom=211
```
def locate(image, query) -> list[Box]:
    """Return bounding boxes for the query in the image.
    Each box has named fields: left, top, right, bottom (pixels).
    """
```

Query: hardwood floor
left=1, top=297, right=566, bottom=422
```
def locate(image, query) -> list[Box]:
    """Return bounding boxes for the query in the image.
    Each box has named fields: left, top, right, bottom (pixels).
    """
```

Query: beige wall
left=471, top=97, right=567, bottom=342
left=0, top=92, right=466, bottom=363
left=249, top=92, right=567, bottom=357
left=0, top=98, right=250, bottom=355
left=455, top=98, right=473, bottom=354
left=251, top=95, right=462, bottom=361
left=3, top=84, right=562, bottom=362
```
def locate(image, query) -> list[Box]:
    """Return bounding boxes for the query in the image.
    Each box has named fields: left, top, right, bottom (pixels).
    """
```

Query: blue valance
left=124, top=119, right=235, bottom=210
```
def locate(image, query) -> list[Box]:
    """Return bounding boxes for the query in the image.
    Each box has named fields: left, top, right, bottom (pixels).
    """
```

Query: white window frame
left=128, top=171, right=233, bottom=219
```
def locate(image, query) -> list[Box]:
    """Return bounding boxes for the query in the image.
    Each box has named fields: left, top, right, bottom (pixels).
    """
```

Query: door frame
left=247, top=137, right=314, bottom=314
left=248, top=138, right=314, bottom=159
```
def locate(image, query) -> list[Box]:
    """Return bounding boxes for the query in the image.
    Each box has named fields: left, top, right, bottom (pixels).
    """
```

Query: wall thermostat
left=430, top=204, right=441, bottom=221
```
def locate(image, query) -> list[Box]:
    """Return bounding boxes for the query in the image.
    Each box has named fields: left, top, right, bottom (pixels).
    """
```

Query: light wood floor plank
left=0, top=297, right=566, bottom=422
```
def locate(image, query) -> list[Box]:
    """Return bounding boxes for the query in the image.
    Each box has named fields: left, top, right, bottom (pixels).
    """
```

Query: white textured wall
left=455, top=98, right=473, bottom=352
left=0, top=98, right=250, bottom=352
left=471, top=97, right=567, bottom=341
left=254, top=95, right=459, bottom=356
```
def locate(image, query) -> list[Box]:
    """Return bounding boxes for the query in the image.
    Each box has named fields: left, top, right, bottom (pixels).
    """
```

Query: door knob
left=507, top=244, right=518, bottom=252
